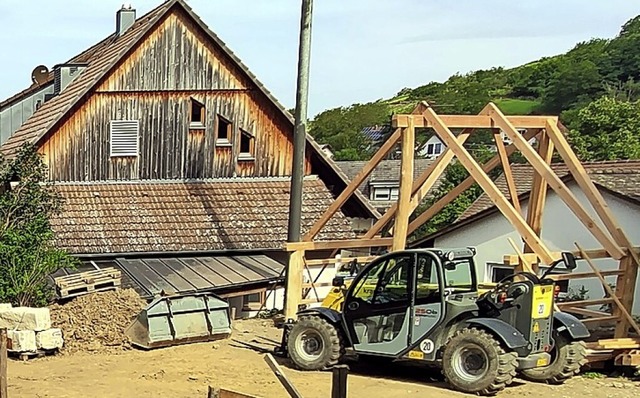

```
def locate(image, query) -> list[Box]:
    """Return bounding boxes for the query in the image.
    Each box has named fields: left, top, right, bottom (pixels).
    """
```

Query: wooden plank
left=303, top=127, right=402, bottom=241
left=563, top=307, right=612, bottom=318
left=284, top=250, right=304, bottom=320
left=331, top=365, right=349, bottom=398
left=486, top=104, right=625, bottom=259
left=525, top=129, right=554, bottom=250
left=494, top=130, right=521, bottom=214
left=264, top=354, right=304, bottom=398
left=302, top=282, right=332, bottom=289
left=581, top=315, right=618, bottom=325
left=406, top=128, right=541, bottom=235
left=392, top=121, right=415, bottom=252
left=575, top=242, right=640, bottom=336
left=286, top=238, right=393, bottom=252
left=556, top=298, right=614, bottom=310
left=391, top=114, right=556, bottom=129
left=548, top=269, right=624, bottom=281
left=0, top=329, right=7, bottom=398
left=508, top=237, right=533, bottom=274
left=546, top=120, right=625, bottom=245
left=615, top=255, right=635, bottom=337
left=424, top=107, right=555, bottom=264
left=614, top=229, right=640, bottom=337
left=208, top=386, right=260, bottom=398
left=366, top=130, right=471, bottom=238
left=304, top=256, right=376, bottom=266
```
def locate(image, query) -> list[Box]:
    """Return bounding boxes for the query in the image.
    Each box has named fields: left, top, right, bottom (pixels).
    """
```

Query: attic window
left=190, top=99, right=205, bottom=128
left=426, top=143, right=443, bottom=156
left=110, top=120, right=139, bottom=157
left=239, top=129, right=255, bottom=160
left=216, top=115, right=232, bottom=145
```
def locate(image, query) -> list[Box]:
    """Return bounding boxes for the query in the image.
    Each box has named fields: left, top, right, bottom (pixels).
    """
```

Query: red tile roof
left=51, top=176, right=355, bottom=255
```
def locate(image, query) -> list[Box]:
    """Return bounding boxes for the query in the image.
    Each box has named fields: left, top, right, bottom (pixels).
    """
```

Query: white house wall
left=434, top=181, right=640, bottom=314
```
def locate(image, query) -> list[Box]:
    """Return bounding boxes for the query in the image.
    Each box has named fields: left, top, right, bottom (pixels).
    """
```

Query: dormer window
left=216, top=114, right=232, bottom=146
left=371, top=186, right=399, bottom=201
left=238, top=129, right=255, bottom=160
left=190, top=99, right=205, bottom=128
left=426, top=142, right=443, bottom=157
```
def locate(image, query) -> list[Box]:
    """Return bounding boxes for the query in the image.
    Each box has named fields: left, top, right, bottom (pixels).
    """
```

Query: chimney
left=116, top=4, right=136, bottom=36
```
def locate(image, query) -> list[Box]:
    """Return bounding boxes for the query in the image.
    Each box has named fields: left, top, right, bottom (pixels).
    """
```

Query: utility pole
left=285, top=0, right=313, bottom=320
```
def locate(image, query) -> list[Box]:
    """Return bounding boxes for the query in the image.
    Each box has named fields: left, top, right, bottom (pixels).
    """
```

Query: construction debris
left=49, top=288, right=146, bottom=354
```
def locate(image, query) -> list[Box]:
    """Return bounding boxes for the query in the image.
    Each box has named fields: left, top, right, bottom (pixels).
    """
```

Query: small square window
left=216, top=115, right=232, bottom=145
left=372, top=187, right=392, bottom=201
left=190, top=99, right=205, bottom=127
left=426, top=143, right=435, bottom=155
left=242, top=291, right=265, bottom=311
left=434, top=143, right=442, bottom=154
left=239, top=129, right=255, bottom=160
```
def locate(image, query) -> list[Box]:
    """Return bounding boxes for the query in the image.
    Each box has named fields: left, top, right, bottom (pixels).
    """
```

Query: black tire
left=287, top=315, right=344, bottom=371
left=520, top=334, right=587, bottom=384
left=442, top=327, right=517, bottom=395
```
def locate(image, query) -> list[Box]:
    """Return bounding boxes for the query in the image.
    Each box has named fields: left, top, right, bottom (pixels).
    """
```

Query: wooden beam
left=0, top=329, right=6, bottom=398
left=563, top=307, right=612, bottom=318
left=614, top=255, right=635, bottom=337
left=525, top=129, right=554, bottom=250
left=392, top=122, right=415, bottom=251
left=546, top=120, right=625, bottom=245
left=508, top=237, right=533, bottom=274
left=548, top=269, right=624, bottom=281
left=391, top=114, right=557, bottom=129
left=303, top=127, right=402, bottom=241
left=304, top=256, right=376, bottom=266
left=486, top=103, right=625, bottom=259
left=284, top=250, right=304, bottom=320
left=581, top=315, right=618, bottom=325
left=286, top=238, right=393, bottom=252
left=576, top=242, right=640, bottom=336
left=494, top=130, right=521, bottom=214
left=556, top=297, right=615, bottom=310
left=264, top=354, right=304, bottom=398
left=424, top=107, right=555, bottom=264
left=407, top=128, right=541, bottom=235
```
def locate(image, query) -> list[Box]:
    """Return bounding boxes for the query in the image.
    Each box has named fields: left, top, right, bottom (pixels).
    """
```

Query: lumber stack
left=54, top=268, right=121, bottom=299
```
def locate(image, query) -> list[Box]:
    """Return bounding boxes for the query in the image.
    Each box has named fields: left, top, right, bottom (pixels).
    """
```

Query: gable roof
left=51, top=176, right=354, bottom=255
left=0, top=0, right=379, bottom=220
left=411, top=160, right=640, bottom=246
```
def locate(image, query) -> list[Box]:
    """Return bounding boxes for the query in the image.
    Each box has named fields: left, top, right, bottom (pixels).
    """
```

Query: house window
left=109, top=120, right=139, bottom=157
left=488, top=264, right=568, bottom=293
left=242, top=291, right=266, bottom=311
left=372, top=186, right=399, bottom=201
left=190, top=99, right=205, bottom=127
left=216, top=115, right=232, bottom=145
left=239, top=129, right=255, bottom=160
left=426, top=142, right=443, bottom=156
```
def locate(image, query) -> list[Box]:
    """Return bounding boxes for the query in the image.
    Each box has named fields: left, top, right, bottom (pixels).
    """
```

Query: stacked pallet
left=54, top=268, right=121, bottom=299
left=0, top=304, right=63, bottom=360
left=585, top=338, right=640, bottom=367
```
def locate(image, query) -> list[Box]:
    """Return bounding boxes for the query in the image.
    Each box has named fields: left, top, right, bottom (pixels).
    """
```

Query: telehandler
left=278, top=247, right=589, bottom=395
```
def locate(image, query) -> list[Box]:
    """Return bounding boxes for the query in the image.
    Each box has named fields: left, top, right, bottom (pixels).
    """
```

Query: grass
left=493, top=98, right=541, bottom=115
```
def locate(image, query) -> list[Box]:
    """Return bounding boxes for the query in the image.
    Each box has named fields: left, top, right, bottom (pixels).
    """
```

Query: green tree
left=541, top=59, right=604, bottom=113
left=0, top=144, right=77, bottom=307
left=568, top=96, right=640, bottom=161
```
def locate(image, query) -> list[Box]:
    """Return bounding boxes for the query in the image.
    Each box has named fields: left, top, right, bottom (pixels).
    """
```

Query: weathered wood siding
left=38, top=8, right=311, bottom=181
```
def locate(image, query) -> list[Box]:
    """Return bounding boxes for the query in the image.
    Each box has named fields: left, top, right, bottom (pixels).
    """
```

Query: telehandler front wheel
left=287, top=315, right=344, bottom=371
left=442, top=327, right=517, bottom=395
left=520, top=334, right=587, bottom=384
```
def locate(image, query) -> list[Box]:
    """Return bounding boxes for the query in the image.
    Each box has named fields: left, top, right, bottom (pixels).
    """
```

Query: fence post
left=331, top=365, right=348, bottom=398
left=1, top=328, right=8, bottom=398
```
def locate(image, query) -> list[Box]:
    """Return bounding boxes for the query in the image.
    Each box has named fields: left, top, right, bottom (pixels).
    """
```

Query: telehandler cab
left=278, top=247, right=590, bottom=395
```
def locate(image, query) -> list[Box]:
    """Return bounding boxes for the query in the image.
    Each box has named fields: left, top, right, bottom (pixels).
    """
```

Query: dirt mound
left=49, top=288, right=147, bottom=354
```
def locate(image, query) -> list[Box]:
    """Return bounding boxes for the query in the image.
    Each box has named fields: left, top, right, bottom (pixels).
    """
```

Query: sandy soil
left=6, top=319, right=640, bottom=398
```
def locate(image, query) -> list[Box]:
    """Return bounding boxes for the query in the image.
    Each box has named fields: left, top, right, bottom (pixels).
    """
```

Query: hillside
left=310, top=15, right=640, bottom=163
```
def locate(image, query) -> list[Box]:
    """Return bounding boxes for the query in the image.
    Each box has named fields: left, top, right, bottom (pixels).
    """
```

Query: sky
left=1, top=1, right=640, bottom=118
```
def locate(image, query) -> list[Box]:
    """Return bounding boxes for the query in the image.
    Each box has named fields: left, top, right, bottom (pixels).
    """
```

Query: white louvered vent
left=110, top=120, right=139, bottom=157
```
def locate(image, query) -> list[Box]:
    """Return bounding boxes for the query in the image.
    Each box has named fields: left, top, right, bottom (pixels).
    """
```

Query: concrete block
left=0, top=303, right=12, bottom=310
left=7, top=330, right=37, bottom=352
left=0, top=307, right=52, bottom=331
left=36, top=328, right=64, bottom=350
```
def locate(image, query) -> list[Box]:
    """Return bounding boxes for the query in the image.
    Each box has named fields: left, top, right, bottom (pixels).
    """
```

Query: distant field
left=494, top=98, right=541, bottom=115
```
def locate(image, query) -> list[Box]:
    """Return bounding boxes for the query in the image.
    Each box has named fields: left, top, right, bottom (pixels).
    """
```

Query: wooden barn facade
left=0, top=0, right=378, bottom=315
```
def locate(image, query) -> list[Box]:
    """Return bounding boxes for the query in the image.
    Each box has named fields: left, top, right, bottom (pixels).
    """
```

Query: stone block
left=7, top=330, right=37, bottom=352
left=36, top=328, right=64, bottom=350
left=0, top=303, right=12, bottom=310
left=0, top=307, right=52, bottom=331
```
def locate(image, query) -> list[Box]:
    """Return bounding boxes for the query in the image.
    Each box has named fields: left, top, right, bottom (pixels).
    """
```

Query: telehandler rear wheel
left=520, top=334, right=587, bottom=384
left=442, top=327, right=517, bottom=395
left=287, top=315, right=344, bottom=371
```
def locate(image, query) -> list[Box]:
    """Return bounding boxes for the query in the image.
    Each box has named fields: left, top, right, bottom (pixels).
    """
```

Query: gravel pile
left=49, top=288, right=147, bottom=354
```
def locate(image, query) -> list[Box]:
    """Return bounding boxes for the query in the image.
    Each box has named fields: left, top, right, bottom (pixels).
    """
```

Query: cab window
left=443, top=259, right=475, bottom=292
left=416, top=254, right=440, bottom=303
left=351, top=255, right=412, bottom=304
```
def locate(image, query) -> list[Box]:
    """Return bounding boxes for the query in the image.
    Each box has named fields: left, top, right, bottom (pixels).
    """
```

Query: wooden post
left=525, top=129, right=554, bottom=252
left=493, top=130, right=521, bottom=213
left=0, top=328, right=7, bottom=398
left=285, top=250, right=305, bottom=320
left=575, top=243, right=640, bottom=336
left=331, top=365, right=349, bottom=398
left=392, top=120, right=415, bottom=252
left=264, top=354, right=303, bottom=398
left=425, top=107, right=555, bottom=264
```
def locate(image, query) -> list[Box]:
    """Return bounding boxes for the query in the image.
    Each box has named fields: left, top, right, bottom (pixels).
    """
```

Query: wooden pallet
left=54, top=268, right=121, bottom=299
left=8, top=348, right=58, bottom=362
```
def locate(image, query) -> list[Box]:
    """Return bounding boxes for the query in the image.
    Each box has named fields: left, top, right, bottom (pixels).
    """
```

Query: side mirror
left=349, top=259, right=359, bottom=276
left=332, top=276, right=345, bottom=287
left=562, top=252, right=577, bottom=271
left=444, top=261, right=456, bottom=271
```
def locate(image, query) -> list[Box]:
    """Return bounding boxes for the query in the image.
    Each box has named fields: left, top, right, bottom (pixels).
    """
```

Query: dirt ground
left=6, top=319, right=640, bottom=398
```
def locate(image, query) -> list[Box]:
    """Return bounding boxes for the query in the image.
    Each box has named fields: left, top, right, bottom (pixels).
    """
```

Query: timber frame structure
left=284, top=101, right=640, bottom=340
